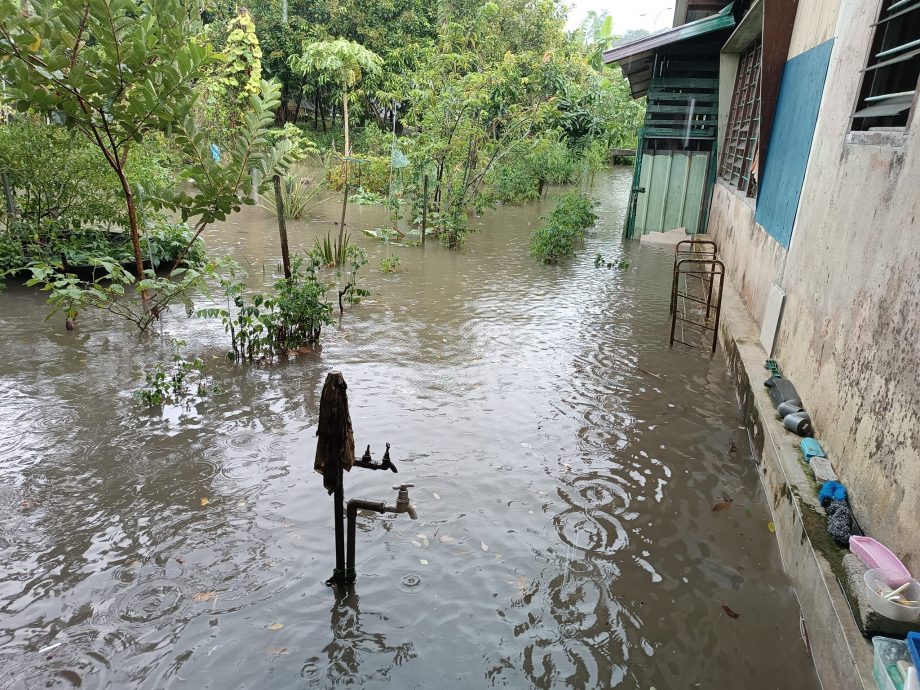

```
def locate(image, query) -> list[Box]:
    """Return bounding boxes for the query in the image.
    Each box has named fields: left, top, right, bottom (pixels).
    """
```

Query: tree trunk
left=273, top=174, right=291, bottom=279
left=338, top=163, right=349, bottom=257
left=115, top=172, right=149, bottom=310
left=421, top=173, right=429, bottom=247
left=2, top=172, right=16, bottom=220
left=314, top=89, right=319, bottom=130
left=342, top=87, right=350, bottom=156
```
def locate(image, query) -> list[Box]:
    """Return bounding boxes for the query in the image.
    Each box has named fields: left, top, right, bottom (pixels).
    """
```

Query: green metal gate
left=626, top=148, right=713, bottom=238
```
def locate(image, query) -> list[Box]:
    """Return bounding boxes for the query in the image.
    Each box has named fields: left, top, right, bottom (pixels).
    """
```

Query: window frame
left=850, top=0, right=920, bottom=134
left=719, top=38, right=763, bottom=198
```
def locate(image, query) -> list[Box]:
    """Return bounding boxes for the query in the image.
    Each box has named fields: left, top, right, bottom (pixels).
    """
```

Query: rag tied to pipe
left=314, top=371, right=355, bottom=494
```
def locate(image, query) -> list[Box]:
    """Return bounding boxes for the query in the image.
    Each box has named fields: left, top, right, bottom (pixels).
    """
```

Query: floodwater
left=0, top=168, right=820, bottom=689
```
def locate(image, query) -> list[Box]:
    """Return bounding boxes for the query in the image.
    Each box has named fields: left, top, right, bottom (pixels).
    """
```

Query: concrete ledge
left=718, top=279, right=874, bottom=690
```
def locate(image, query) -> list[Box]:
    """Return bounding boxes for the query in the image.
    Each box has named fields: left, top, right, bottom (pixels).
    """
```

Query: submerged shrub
left=380, top=255, right=400, bottom=273
left=530, top=191, right=598, bottom=264
left=198, top=258, right=334, bottom=362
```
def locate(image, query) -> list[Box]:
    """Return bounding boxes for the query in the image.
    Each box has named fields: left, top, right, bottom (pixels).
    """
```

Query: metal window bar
left=852, top=0, right=920, bottom=128
left=874, top=0, right=920, bottom=26
left=719, top=40, right=762, bottom=196
left=670, top=257, right=726, bottom=354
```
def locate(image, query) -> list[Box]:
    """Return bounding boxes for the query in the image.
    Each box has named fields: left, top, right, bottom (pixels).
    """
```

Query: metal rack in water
left=669, top=239, right=725, bottom=354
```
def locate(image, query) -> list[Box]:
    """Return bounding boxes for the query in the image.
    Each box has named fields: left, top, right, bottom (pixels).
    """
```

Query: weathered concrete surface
left=774, top=0, right=920, bottom=574
left=707, top=0, right=920, bottom=573
left=706, top=181, right=786, bottom=324
left=719, top=279, right=874, bottom=690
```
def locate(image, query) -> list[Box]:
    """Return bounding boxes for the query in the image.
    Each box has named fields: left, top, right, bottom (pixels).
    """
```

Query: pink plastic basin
left=850, top=536, right=912, bottom=586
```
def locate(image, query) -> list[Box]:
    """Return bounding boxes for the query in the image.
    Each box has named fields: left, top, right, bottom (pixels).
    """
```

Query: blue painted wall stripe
left=754, top=39, right=835, bottom=248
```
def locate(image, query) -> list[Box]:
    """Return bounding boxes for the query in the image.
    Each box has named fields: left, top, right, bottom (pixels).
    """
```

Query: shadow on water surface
left=0, top=168, right=819, bottom=689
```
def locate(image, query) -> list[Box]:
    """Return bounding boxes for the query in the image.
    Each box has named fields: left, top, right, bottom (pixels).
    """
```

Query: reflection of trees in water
left=302, top=588, right=416, bottom=686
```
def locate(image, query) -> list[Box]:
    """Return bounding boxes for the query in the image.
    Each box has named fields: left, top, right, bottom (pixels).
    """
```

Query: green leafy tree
left=0, top=0, right=213, bottom=306
left=288, top=38, right=382, bottom=155
left=19, top=79, right=296, bottom=330
left=216, top=10, right=263, bottom=110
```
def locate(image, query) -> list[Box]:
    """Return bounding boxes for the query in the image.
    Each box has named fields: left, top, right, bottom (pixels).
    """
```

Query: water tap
left=388, top=483, right=417, bottom=520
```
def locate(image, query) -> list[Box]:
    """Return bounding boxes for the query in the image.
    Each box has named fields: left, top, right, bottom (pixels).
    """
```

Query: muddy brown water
left=0, top=167, right=820, bottom=689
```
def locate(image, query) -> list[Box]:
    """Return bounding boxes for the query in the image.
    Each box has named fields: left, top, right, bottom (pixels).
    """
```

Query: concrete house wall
left=706, top=0, right=920, bottom=569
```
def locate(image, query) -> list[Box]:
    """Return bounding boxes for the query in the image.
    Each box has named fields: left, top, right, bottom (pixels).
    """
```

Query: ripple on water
left=114, top=578, right=187, bottom=626
left=553, top=506, right=628, bottom=555
left=0, top=632, right=113, bottom=690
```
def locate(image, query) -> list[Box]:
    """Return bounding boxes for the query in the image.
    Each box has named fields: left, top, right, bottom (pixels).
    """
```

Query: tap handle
left=392, top=483, right=415, bottom=491
left=381, top=442, right=397, bottom=473
left=361, top=445, right=372, bottom=463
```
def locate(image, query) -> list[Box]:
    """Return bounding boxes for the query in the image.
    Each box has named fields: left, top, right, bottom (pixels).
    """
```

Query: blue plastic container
left=801, top=438, right=826, bottom=461
left=908, top=632, right=920, bottom=675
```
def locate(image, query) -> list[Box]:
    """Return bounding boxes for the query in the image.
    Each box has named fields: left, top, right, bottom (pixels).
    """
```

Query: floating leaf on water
left=439, top=535, right=456, bottom=544
left=419, top=559, right=428, bottom=565
left=193, top=591, right=217, bottom=602
left=266, top=647, right=289, bottom=657
left=200, top=497, right=210, bottom=506
left=268, top=623, right=284, bottom=630
left=494, top=553, right=502, bottom=560
left=767, top=522, right=776, bottom=533
left=712, top=501, right=732, bottom=512
left=721, top=604, right=740, bottom=619
left=481, top=541, right=489, bottom=552
left=513, top=576, right=530, bottom=593
left=433, top=492, right=441, bottom=500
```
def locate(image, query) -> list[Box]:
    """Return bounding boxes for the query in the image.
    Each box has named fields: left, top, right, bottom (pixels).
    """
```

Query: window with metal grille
left=719, top=39, right=762, bottom=197
left=852, top=0, right=920, bottom=131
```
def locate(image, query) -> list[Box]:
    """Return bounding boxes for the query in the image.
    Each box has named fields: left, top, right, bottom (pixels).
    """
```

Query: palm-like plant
left=260, top=174, right=325, bottom=220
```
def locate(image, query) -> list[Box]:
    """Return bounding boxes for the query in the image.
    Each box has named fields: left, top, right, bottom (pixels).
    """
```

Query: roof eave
left=602, top=3, right=736, bottom=64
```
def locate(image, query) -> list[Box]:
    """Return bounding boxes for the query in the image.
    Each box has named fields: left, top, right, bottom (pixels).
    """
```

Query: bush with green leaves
left=530, top=191, right=598, bottom=264
left=198, top=258, right=334, bottom=361
left=265, top=123, right=318, bottom=162
left=0, top=220, right=205, bottom=274
left=380, top=255, right=400, bottom=273
left=325, top=155, right=390, bottom=194
left=0, top=121, right=181, bottom=239
left=488, top=136, right=580, bottom=205
left=348, top=187, right=387, bottom=205
left=134, top=340, right=214, bottom=406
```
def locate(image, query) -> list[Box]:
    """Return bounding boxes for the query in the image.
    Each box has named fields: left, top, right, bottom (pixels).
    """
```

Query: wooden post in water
left=421, top=173, right=429, bottom=247
left=272, top=174, right=292, bottom=279
left=314, top=371, right=355, bottom=586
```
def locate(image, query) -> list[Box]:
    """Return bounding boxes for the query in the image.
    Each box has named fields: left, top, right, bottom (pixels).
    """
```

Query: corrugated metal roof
left=603, top=4, right=736, bottom=98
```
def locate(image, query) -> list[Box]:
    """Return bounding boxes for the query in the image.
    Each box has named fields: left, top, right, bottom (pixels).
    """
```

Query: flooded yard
left=0, top=168, right=819, bottom=688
